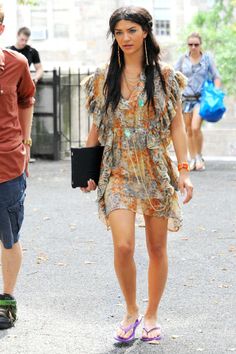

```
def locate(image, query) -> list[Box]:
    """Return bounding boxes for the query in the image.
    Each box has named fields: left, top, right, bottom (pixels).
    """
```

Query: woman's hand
left=80, top=179, right=97, bottom=193
left=178, top=170, right=193, bottom=204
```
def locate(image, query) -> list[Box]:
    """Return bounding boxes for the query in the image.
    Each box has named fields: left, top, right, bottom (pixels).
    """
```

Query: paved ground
left=0, top=159, right=236, bottom=354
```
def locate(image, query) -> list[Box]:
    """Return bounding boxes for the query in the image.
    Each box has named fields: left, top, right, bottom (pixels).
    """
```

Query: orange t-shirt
left=0, top=49, right=35, bottom=183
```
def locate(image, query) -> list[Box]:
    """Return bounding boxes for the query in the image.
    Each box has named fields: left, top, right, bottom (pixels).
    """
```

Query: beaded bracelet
left=178, top=162, right=190, bottom=172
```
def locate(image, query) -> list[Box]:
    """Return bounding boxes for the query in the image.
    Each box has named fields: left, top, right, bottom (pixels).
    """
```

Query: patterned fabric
left=83, top=64, right=186, bottom=232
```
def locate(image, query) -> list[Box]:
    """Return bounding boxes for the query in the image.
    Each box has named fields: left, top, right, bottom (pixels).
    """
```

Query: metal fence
left=31, top=68, right=92, bottom=160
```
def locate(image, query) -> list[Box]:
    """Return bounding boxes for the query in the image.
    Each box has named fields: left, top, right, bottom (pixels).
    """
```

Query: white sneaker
left=189, top=159, right=196, bottom=171
left=195, top=155, right=205, bottom=171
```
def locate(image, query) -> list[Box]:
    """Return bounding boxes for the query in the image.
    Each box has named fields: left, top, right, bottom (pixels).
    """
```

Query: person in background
left=175, top=32, right=221, bottom=171
left=9, top=26, right=43, bottom=84
left=0, top=6, right=35, bottom=329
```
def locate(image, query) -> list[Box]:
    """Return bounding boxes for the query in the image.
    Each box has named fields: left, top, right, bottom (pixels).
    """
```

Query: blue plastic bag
left=199, top=80, right=226, bottom=122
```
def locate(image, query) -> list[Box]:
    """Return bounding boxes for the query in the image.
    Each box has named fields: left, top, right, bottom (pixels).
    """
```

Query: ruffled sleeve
left=159, top=66, right=187, bottom=145
left=147, top=66, right=186, bottom=150
left=81, top=67, right=107, bottom=145
left=166, top=67, right=187, bottom=122
left=81, top=66, right=113, bottom=209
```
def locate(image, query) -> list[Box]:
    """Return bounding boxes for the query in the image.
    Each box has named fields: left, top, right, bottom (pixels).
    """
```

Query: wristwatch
left=22, top=138, right=32, bottom=147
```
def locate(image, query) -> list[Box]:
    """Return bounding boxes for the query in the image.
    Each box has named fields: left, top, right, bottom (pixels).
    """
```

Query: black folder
left=71, top=146, right=104, bottom=188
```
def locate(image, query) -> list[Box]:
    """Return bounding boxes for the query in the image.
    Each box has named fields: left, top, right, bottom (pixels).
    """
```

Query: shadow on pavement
left=0, top=329, right=9, bottom=339
left=99, top=338, right=165, bottom=354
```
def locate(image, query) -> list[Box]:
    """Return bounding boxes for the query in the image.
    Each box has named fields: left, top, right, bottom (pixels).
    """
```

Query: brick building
left=1, top=0, right=215, bottom=69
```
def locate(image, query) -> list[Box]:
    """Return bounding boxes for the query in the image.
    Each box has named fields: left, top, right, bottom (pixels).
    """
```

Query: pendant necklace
left=123, top=72, right=144, bottom=107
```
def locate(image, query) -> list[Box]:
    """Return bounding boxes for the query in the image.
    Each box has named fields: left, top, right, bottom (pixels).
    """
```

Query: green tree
left=181, top=0, right=236, bottom=96
left=17, top=0, right=39, bottom=5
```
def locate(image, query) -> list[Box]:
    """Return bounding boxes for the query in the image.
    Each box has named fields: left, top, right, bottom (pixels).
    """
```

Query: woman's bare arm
left=80, top=123, right=100, bottom=192
left=86, top=123, right=99, bottom=147
left=170, top=101, right=193, bottom=204
left=170, top=101, right=188, bottom=164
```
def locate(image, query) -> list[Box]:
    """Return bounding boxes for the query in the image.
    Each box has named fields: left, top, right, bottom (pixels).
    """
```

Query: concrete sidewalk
left=0, top=160, right=235, bottom=354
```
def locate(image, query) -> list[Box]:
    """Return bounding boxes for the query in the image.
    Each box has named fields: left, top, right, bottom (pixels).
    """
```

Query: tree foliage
left=181, top=0, right=236, bottom=96
left=17, top=0, right=38, bottom=5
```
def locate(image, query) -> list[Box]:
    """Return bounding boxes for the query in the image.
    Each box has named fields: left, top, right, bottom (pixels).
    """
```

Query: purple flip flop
left=141, top=326, right=162, bottom=344
left=114, top=315, right=143, bottom=343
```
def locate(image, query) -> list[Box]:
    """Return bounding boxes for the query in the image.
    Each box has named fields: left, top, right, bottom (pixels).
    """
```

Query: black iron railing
left=31, top=68, right=93, bottom=160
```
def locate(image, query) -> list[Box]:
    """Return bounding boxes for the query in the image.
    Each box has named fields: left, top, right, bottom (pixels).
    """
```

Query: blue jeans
left=182, top=99, right=200, bottom=113
left=0, top=174, right=26, bottom=249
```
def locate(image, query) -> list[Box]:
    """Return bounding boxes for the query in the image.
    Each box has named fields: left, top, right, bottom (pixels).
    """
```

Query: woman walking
left=175, top=32, right=221, bottom=171
left=81, top=6, right=193, bottom=343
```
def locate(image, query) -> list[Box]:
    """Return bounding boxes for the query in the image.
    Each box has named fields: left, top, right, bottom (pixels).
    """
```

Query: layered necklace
left=123, top=71, right=140, bottom=93
left=122, top=70, right=145, bottom=107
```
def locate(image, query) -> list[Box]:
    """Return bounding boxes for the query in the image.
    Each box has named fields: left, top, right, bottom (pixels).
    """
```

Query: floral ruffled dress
left=83, top=64, right=186, bottom=232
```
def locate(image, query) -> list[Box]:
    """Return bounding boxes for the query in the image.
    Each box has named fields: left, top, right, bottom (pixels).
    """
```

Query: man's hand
left=24, top=145, right=31, bottom=177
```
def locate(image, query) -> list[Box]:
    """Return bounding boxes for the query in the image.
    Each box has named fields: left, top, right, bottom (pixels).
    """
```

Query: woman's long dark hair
left=104, top=6, right=167, bottom=113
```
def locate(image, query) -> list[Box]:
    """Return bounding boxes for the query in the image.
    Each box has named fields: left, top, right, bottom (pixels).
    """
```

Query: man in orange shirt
left=0, top=6, right=35, bottom=329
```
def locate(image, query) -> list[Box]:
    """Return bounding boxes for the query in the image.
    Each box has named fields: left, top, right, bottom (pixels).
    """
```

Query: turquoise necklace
left=138, top=97, right=145, bottom=107
left=122, top=71, right=145, bottom=139
left=124, top=93, right=145, bottom=139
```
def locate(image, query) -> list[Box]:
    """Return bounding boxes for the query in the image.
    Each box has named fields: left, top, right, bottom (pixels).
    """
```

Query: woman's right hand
left=80, top=179, right=97, bottom=193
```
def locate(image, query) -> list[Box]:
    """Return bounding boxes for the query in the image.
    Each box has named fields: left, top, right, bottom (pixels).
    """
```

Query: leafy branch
left=179, top=0, right=236, bottom=96
left=17, top=0, right=39, bottom=5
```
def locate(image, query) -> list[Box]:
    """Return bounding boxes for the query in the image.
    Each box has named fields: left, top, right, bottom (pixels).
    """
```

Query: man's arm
left=19, top=106, right=34, bottom=176
left=17, top=59, right=36, bottom=175
left=33, top=62, right=43, bottom=83
left=18, top=106, right=34, bottom=141
left=32, top=48, right=43, bottom=83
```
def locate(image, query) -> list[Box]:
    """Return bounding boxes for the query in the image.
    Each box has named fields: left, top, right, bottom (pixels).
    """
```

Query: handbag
left=199, top=80, right=226, bottom=122
left=182, top=93, right=201, bottom=102
left=71, top=146, right=104, bottom=188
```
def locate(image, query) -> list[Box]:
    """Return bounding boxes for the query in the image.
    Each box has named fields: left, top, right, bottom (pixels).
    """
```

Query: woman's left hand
left=178, top=170, right=193, bottom=204
left=80, top=179, right=97, bottom=193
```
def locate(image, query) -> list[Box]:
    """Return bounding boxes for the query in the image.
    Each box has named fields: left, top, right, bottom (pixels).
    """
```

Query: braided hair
left=104, top=6, right=167, bottom=113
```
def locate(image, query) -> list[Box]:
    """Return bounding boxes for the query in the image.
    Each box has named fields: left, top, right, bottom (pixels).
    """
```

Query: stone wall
left=203, top=97, right=236, bottom=157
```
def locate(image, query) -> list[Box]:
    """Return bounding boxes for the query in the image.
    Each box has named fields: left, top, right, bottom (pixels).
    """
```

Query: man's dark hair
left=0, top=6, right=4, bottom=24
left=17, top=27, right=31, bottom=37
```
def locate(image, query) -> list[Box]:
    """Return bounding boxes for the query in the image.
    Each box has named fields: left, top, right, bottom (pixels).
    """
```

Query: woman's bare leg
left=192, top=105, right=205, bottom=169
left=109, top=209, right=139, bottom=339
left=192, top=105, right=203, bottom=155
left=142, top=215, right=168, bottom=339
left=184, top=112, right=196, bottom=160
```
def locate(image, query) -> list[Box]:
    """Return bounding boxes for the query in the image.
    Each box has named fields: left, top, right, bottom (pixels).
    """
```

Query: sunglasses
left=188, top=43, right=200, bottom=47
